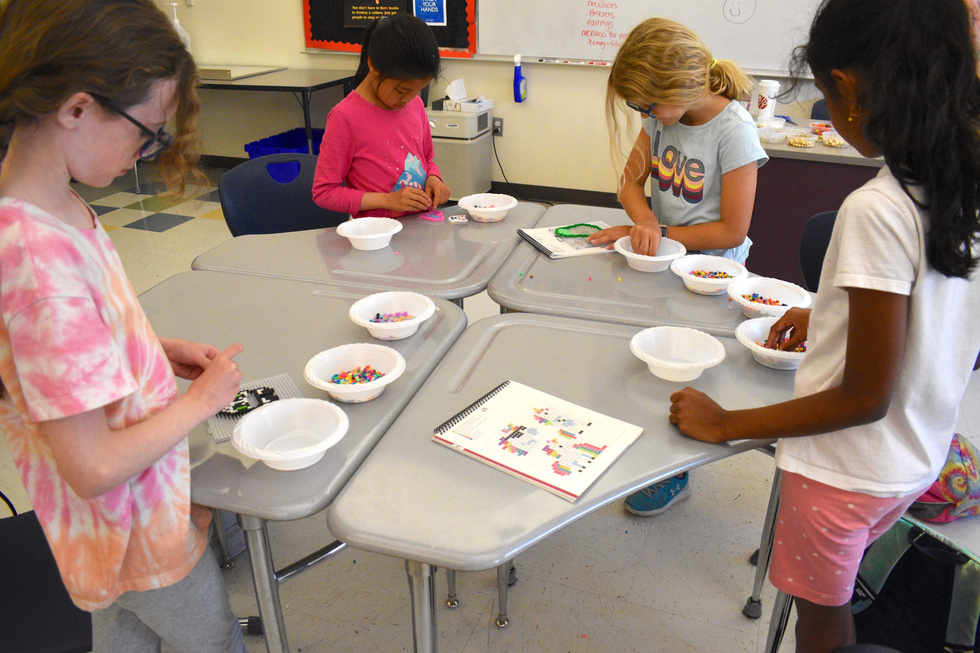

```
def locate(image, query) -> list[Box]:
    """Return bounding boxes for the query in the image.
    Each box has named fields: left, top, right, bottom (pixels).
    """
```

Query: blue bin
left=244, top=127, right=324, bottom=159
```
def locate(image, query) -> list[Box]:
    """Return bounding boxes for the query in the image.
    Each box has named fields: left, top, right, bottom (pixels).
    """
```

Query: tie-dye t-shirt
left=0, top=195, right=209, bottom=611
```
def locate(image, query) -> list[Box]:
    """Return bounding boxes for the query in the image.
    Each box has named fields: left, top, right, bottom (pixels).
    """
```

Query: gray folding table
left=327, top=312, right=797, bottom=651
left=192, top=203, right=547, bottom=305
left=139, top=270, right=467, bottom=653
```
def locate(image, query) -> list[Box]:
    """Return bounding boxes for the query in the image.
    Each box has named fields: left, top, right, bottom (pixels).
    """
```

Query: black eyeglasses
left=625, top=100, right=657, bottom=119
left=92, top=94, right=174, bottom=161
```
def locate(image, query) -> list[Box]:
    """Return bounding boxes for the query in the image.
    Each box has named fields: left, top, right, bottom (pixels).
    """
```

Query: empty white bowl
left=670, top=254, right=748, bottom=295
left=349, top=291, right=436, bottom=340
left=728, top=276, right=812, bottom=319
left=614, top=236, right=686, bottom=273
left=630, top=326, right=726, bottom=382
left=336, top=217, right=403, bottom=250
left=304, top=343, right=406, bottom=403
left=231, top=398, right=349, bottom=471
left=457, top=193, right=517, bottom=222
left=735, top=317, right=807, bottom=371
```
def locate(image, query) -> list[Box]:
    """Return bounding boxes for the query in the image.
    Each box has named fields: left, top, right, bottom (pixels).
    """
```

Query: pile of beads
left=370, top=311, right=414, bottom=323
left=757, top=339, right=807, bottom=353
left=742, top=293, right=786, bottom=306
left=690, top=270, right=733, bottom=279
left=329, top=365, right=385, bottom=385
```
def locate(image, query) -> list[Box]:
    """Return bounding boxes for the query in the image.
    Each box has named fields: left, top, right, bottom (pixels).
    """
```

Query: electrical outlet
left=492, top=117, right=504, bottom=136
left=185, top=0, right=194, bottom=6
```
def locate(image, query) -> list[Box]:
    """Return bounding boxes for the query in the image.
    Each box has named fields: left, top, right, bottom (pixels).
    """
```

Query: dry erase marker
left=514, top=54, right=528, bottom=102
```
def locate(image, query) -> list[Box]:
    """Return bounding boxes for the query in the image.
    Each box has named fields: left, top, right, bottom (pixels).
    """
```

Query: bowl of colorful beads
left=304, top=343, right=406, bottom=403
left=457, top=193, right=518, bottom=222
left=670, top=254, right=748, bottom=295
left=630, top=326, right=726, bottom=382
left=231, top=398, right=349, bottom=471
left=735, top=316, right=807, bottom=370
left=349, top=291, right=436, bottom=340
left=336, top=217, right=403, bottom=250
left=727, top=276, right=812, bottom=319
left=614, top=236, right=687, bottom=273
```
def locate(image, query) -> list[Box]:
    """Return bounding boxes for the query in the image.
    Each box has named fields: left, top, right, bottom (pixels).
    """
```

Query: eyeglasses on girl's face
left=625, top=100, right=657, bottom=119
left=91, top=94, right=174, bottom=161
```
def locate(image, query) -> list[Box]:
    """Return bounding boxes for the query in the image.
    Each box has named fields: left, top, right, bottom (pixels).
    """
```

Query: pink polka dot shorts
left=768, top=471, right=920, bottom=606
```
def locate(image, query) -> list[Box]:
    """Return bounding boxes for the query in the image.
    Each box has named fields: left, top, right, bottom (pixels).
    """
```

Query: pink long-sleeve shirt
left=312, top=92, right=441, bottom=218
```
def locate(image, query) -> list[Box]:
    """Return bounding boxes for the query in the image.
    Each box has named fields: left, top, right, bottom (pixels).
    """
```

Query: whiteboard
left=477, top=0, right=821, bottom=74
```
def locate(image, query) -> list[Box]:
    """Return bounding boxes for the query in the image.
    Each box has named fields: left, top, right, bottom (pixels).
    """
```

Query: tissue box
left=460, top=98, right=494, bottom=113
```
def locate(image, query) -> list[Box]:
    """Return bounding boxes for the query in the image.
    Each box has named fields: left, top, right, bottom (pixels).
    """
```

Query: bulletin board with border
left=304, top=0, right=476, bottom=59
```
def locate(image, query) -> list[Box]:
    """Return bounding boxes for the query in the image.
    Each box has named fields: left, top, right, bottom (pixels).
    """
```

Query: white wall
left=174, top=0, right=817, bottom=195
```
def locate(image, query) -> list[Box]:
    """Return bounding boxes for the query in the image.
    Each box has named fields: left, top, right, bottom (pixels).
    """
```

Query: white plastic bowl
left=457, top=193, right=517, bottom=222
left=728, top=276, right=812, bottom=319
left=349, top=291, right=436, bottom=340
left=630, top=326, right=726, bottom=382
left=336, top=217, right=403, bottom=250
left=735, top=317, right=807, bottom=371
left=231, top=398, right=349, bottom=471
left=670, top=254, right=748, bottom=295
left=614, top=236, right=686, bottom=273
left=304, top=343, right=406, bottom=403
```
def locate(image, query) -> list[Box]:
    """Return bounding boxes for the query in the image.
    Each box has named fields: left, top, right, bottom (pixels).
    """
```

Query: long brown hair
left=0, top=0, right=202, bottom=194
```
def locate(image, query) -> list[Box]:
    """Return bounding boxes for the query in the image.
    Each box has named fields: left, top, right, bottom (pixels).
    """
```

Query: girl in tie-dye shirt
left=0, top=1, right=245, bottom=651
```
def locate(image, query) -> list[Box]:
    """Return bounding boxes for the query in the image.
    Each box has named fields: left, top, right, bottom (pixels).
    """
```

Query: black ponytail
left=351, top=13, right=440, bottom=89
left=789, top=0, right=980, bottom=278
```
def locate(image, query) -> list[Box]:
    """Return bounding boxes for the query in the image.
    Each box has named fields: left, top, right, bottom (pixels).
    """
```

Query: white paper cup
left=757, top=79, right=780, bottom=119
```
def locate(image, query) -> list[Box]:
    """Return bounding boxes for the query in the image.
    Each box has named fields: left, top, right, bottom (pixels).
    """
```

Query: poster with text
left=414, top=0, right=446, bottom=26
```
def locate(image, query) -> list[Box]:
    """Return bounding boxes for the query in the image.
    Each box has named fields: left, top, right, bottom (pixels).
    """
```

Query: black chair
left=0, top=492, right=92, bottom=653
left=800, top=211, right=838, bottom=292
left=811, top=98, right=830, bottom=120
left=218, top=153, right=348, bottom=237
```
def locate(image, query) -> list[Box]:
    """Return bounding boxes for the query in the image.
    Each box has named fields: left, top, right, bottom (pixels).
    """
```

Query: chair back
left=218, top=153, right=348, bottom=236
left=0, top=509, right=92, bottom=652
left=800, top=211, right=838, bottom=292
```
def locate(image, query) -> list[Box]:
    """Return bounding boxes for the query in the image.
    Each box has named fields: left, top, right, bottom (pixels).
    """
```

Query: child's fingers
left=220, top=343, right=244, bottom=360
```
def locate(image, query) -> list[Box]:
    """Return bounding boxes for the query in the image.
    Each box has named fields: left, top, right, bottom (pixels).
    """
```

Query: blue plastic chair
left=218, top=153, right=348, bottom=237
left=0, top=492, right=92, bottom=653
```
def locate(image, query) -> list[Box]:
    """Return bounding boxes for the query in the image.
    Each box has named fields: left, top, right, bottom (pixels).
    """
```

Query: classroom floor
left=3, top=164, right=978, bottom=653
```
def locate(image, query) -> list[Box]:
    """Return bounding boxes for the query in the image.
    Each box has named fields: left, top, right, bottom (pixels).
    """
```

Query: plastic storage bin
left=244, top=127, right=324, bottom=159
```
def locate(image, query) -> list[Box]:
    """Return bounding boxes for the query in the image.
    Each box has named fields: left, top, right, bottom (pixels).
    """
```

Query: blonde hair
left=605, top=18, right=754, bottom=195
left=0, top=0, right=203, bottom=195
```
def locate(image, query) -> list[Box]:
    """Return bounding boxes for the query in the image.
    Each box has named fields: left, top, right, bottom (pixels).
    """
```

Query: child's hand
left=587, top=225, right=631, bottom=248
left=425, top=175, right=450, bottom=209
left=766, top=308, right=811, bottom=351
left=629, top=223, right=662, bottom=256
left=669, top=387, right=731, bottom=443
left=186, top=343, right=244, bottom=415
left=160, top=338, right=218, bottom=380
left=387, top=187, right=432, bottom=214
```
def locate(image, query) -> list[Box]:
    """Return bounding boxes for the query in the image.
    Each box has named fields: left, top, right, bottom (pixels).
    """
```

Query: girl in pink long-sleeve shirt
left=313, top=14, right=450, bottom=218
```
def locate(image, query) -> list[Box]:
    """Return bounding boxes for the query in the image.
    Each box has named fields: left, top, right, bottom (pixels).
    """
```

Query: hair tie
left=710, top=58, right=718, bottom=70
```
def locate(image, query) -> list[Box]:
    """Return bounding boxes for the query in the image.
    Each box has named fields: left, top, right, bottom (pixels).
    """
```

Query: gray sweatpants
left=92, top=548, right=245, bottom=653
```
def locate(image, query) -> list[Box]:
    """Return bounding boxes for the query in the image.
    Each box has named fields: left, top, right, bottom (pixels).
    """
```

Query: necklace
left=554, top=223, right=601, bottom=238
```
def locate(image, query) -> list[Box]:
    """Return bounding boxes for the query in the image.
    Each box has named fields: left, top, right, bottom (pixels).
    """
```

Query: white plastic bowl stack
left=727, top=276, right=812, bottom=319
left=670, top=254, right=748, bottom=295
left=630, top=326, right=726, bottom=382
left=336, top=217, right=403, bottom=250
left=614, top=236, right=686, bottom=272
left=304, top=343, right=406, bottom=403
left=735, top=317, right=807, bottom=371
left=231, top=398, right=349, bottom=471
left=457, top=193, right=518, bottom=222
left=349, top=291, right=436, bottom=340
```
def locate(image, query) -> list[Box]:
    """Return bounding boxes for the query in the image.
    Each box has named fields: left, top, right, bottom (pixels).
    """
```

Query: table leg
left=211, top=509, right=235, bottom=569
left=405, top=560, right=438, bottom=653
left=495, top=562, right=511, bottom=628
left=444, top=569, right=458, bottom=608
left=239, top=514, right=289, bottom=653
left=744, top=467, right=782, bottom=619
left=302, top=90, right=314, bottom=154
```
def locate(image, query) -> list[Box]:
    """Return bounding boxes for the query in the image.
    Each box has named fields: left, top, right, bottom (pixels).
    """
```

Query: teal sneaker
left=624, top=473, right=691, bottom=516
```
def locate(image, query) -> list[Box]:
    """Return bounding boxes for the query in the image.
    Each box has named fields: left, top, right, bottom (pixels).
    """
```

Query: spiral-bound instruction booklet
left=432, top=380, right=643, bottom=501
